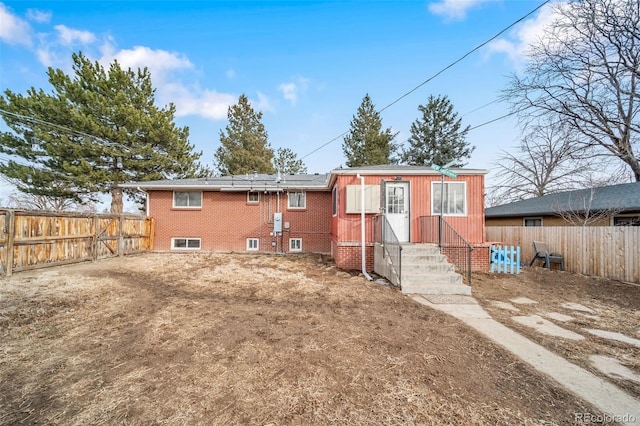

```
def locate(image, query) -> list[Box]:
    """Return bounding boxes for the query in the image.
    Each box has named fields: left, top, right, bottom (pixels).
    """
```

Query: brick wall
left=471, top=245, right=490, bottom=272
left=150, top=190, right=332, bottom=254
left=331, top=239, right=374, bottom=271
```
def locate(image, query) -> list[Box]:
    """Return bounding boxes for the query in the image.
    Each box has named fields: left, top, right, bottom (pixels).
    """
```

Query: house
left=122, top=165, right=490, bottom=293
left=485, top=182, right=640, bottom=227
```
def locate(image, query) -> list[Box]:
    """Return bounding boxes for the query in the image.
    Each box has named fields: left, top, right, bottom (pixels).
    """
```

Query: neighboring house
left=485, top=182, right=640, bottom=227
left=122, top=165, right=490, bottom=275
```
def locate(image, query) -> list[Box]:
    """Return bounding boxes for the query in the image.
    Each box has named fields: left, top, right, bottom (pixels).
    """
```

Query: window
left=614, top=215, right=640, bottom=226
left=247, top=238, right=259, bottom=251
left=524, top=217, right=543, bottom=227
left=431, top=182, right=466, bottom=215
left=171, top=238, right=201, bottom=250
left=247, top=192, right=259, bottom=203
left=289, top=238, right=302, bottom=252
left=173, top=191, right=202, bottom=208
left=288, top=191, right=306, bottom=209
left=345, top=185, right=380, bottom=214
left=332, top=187, right=338, bottom=216
left=386, top=186, right=405, bottom=214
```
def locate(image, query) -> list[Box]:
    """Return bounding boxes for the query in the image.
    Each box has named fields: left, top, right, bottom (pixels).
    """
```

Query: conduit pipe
left=357, top=173, right=373, bottom=281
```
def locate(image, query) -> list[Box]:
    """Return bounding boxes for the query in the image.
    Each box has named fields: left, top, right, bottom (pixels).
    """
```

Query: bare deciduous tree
left=553, top=187, right=622, bottom=226
left=504, top=0, right=640, bottom=181
left=487, top=119, right=590, bottom=205
left=7, top=192, right=96, bottom=212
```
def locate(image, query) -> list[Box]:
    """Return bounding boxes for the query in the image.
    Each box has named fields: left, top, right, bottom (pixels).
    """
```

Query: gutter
left=357, top=173, right=373, bottom=281
left=136, top=187, right=150, bottom=217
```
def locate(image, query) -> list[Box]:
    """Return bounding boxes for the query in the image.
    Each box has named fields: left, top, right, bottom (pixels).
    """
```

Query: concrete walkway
left=412, top=295, right=640, bottom=426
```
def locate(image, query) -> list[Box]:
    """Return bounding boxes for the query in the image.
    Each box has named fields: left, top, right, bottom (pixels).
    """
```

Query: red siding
left=331, top=173, right=486, bottom=245
left=150, top=190, right=332, bottom=253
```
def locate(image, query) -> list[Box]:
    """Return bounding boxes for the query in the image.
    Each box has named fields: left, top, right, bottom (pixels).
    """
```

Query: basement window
left=289, top=238, right=302, bottom=252
left=247, top=238, right=259, bottom=251
left=171, top=238, right=201, bottom=250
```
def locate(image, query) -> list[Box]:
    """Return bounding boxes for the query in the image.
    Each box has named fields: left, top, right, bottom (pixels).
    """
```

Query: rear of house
left=123, top=166, right=491, bottom=280
left=124, top=174, right=332, bottom=255
left=329, top=166, right=489, bottom=272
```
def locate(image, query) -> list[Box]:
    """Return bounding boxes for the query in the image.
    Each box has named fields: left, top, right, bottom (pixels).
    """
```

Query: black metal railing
left=419, top=215, right=473, bottom=285
left=374, top=214, right=402, bottom=287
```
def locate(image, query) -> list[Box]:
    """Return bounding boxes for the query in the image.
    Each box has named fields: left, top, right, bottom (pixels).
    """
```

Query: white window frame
left=524, top=217, right=543, bottom=227
left=173, top=191, right=202, bottom=208
left=431, top=181, right=467, bottom=216
left=247, top=192, right=259, bottom=203
left=332, top=186, right=338, bottom=216
left=289, top=238, right=302, bottom=252
left=288, top=191, right=306, bottom=209
left=246, top=238, right=259, bottom=251
left=171, top=237, right=201, bottom=250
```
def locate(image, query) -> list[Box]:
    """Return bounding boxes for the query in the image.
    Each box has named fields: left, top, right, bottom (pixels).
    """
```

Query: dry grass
left=1, top=253, right=603, bottom=425
left=473, top=267, right=640, bottom=399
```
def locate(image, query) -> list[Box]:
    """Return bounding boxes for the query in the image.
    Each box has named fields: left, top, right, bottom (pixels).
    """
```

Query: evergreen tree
left=273, top=147, right=307, bottom=174
left=0, top=52, right=204, bottom=213
left=342, top=94, right=398, bottom=167
left=400, top=95, right=474, bottom=167
left=214, top=94, right=275, bottom=175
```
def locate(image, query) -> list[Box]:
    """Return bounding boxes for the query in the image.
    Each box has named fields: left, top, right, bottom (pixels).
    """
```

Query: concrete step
left=402, top=253, right=448, bottom=264
left=402, top=271, right=462, bottom=286
left=402, top=245, right=441, bottom=256
left=401, top=282, right=471, bottom=295
left=402, top=262, right=454, bottom=274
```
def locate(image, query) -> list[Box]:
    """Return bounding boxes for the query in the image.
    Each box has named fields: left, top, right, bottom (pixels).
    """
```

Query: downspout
left=136, top=187, right=149, bottom=217
left=357, top=174, right=373, bottom=281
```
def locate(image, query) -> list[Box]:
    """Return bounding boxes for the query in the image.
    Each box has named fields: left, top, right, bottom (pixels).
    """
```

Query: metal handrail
left=374, top=214, right=402, bottom=287
left=419, top=215, right=473, bottom=285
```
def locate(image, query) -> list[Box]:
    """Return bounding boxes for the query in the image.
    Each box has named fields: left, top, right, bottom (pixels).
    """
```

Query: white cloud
left=279, top=83, right=298, bottom=105
left=428, top=0, right=499, bottom=21
left=161, top=83, right=236, bottom=120
left=55, top=24, right=96, bottom=45
left=278, top=77, right=310, bottom=106
left=0, top=3, right=32, bottom=46
left=486, top=2, right=558, bottom=64
left=254, top=92, right=274, bottom=113
left=26, top=8, right=51, bottom=23
left=101, top=45, right=193, bottom=80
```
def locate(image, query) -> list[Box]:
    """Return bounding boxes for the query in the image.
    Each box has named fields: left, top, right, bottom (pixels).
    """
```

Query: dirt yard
left=472, top=267, right=640, bottom=400
left=0, top=253, right=612, bottom=425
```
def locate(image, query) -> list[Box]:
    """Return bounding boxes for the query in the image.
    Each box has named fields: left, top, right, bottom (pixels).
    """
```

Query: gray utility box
left=273, top=212, right=283, bottom=233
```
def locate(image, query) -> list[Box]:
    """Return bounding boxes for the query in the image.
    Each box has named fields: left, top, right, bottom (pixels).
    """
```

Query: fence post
left=118, top=214, right=124, bottom=257
left=92, top=214, right=99, bottom=261
left=5, top=210, right=15, bottom=276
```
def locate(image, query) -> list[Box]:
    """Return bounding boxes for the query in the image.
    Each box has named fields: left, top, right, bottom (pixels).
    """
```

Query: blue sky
left=0, top=0, right=557, bottom=205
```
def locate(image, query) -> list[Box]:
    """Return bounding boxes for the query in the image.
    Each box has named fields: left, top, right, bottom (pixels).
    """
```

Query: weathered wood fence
left=486, top=226, right=640, bottom=284
left=0, top=209, right=154, bottom=276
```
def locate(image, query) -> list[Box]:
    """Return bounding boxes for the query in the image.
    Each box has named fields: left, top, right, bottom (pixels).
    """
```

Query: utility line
left=0, top=108, right=127, bottom=150
left=300, top=0, right=549, bottom=161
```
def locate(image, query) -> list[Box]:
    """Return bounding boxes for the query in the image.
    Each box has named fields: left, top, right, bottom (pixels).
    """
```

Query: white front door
left=385, top=182, right=410, bottom=242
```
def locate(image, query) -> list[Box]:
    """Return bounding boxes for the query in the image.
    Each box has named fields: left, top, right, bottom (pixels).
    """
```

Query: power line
left=0, top=108, right=127, bottom=150
left=301, top=0, right=549, bottom=161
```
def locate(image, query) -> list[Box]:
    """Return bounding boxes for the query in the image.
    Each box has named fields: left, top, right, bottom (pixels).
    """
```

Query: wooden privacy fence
left=486, top=226, right=640, bottom=284
left=0, top=209, right=155, bottom=276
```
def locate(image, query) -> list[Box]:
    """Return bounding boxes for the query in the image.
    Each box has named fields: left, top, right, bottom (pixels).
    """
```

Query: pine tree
left=400, top=95, right=474, bottom=167
left=273, top=147, right=307, bottom=174
left=0, top=52, right=205, bottom=213
left=214, top=94, right=275, bottom=175
left=342, top=94, right=398, bottom=167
